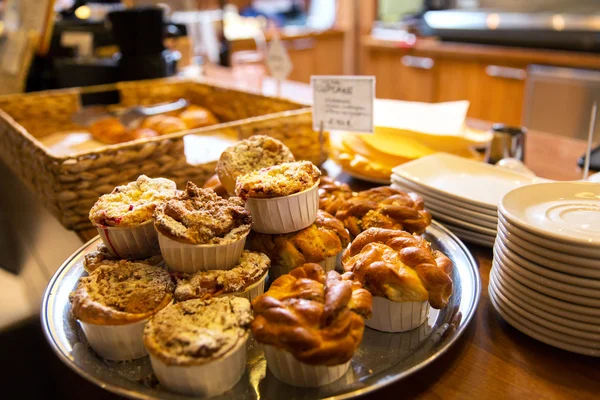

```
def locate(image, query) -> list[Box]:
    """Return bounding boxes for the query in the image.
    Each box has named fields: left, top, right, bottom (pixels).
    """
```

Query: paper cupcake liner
left=79, top=318, right=148, bottom=361
left=366, top=297, right=430, bottom=333
left=319, top=254, right=338, bottom=272
left=224, top=272, right=268, bottom=303
left=149, top=334, right=249, bottom=397
left=245, top=182, right=319, bottom=234
left=158, top=231, right=248, bottom=273
left=263, top=345, right=350, bottom=387
left=96, top=221, right=159, bottom=260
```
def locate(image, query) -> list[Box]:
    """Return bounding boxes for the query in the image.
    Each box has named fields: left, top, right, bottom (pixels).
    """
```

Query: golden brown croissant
left=246, top=210, right=350, bottom=270
left=318, top=177, right=354, bottom=215
left=342, top=228, right=453, bottom=309
left=335, top=186, right=431, bottom=238
left=251, top=263, right=372, bottom=365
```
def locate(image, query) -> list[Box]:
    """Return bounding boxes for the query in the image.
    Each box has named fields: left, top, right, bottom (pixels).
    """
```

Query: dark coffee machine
left=108, top=7, right=180, bottom=81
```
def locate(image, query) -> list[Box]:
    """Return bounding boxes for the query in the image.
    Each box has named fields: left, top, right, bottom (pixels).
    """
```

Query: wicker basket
left=0, top=77, right=325, bottom=231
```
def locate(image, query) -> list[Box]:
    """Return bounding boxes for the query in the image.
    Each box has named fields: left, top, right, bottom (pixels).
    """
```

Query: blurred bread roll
left=141, top=115, right=187, bottom=135
left=89, top=117, right=129, bottom=144
left=179, top=105, right=219, bottom=129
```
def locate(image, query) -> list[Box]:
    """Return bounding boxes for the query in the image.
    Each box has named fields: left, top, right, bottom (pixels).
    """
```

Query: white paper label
left=311, top=75, right=375, bottom=133
left=61, top=31, right=94, bottom=58
left=266, top=36, right=292, bottom=81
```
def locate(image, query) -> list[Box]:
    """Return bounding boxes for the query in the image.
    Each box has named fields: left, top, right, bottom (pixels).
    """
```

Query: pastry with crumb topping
left=71, top=260, right=174, bottom=325
left=174, top=250, right=270, bottom=302
left=89, top=175, right=177, bottom=228
left=235, top=160, right=321, bottom=200
left=83, top=243, right=163, bottom=273
left=217, top=135, right=295, bottom=195
left=154, top=182, right=252, bottom=245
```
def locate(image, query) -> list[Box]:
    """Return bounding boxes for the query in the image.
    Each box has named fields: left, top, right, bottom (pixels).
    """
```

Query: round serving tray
left=41, top=222, right=480, bottom=400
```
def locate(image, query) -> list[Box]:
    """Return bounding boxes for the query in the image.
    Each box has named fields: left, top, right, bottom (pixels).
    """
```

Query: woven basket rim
left=0, top=77, right=312, bottom=161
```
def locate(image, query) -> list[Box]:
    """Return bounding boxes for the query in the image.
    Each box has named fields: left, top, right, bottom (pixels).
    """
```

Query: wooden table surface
left=76, top=73, right=599, bottom=400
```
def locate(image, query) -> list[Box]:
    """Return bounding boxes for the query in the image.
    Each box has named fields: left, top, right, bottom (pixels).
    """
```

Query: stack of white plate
left=391, top=153, right=538, bottom=247
left=491, top=181, right=600, bottom=356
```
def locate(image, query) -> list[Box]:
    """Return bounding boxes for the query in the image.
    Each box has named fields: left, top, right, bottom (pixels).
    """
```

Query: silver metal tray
left=41, top=222, right=481, bottom=400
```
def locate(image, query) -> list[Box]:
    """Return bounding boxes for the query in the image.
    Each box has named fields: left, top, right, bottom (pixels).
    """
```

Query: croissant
left=251, top=263, right=372, bottom=365
left=246, top=210, right=350, bottom=270
left=318, top=176, right=354, bottom=215
left=335, top=186, right=431, bottom=238
left=342, top=228, right=453, bottom=309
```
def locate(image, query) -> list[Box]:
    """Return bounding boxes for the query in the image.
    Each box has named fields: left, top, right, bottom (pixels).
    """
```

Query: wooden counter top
left=362, top=35, right=600, bottom=69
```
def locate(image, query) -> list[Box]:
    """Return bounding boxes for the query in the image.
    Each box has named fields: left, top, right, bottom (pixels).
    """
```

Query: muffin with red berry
left=89, top=175, right=177, bottom=259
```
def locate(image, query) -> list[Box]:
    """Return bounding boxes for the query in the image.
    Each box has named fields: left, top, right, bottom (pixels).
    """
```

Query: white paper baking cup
left=319, top=254, right=338, bottom=272
left=263, top=345, right=350, bottom=387
left=79, top=318, right=148, bottom=361
left=158, top=231, right=248, bottom=273
left=245, top=182, right=319, bottom=234
left=366, top=297, right=430, bottom=333
left=149, top=334, right=249, bottom=397
left=96, top=221, right=159, bottom=260
left=225, top=272, right=268, bottom=303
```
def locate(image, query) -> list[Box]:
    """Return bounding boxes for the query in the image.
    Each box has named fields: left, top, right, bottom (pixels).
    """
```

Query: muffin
left=154, top=182, right=252, bottom=272
left=89, top=175, right=177, bottom=259
left=178, top=105, right=219, bottom=129
left=252, top=263, right=372, bottom=387
left=342, top=228, right=453, bottom=332
left=143, top=297, right=252, bottom=396
left=83, top=243, right=163, bottom=273
left=141, top=115, right=187, bottom=135
left=216, top=135, right=295, bottom=196
left=70, top=260, right=174, bottom=361
left=235, top=161, right=321, bottom=234
left=335, top=186, right=432, bottom=239
left=318, top=176, right=354, bottom=215
left=246, top=210, right=349, bottom=278
left=174, top=250, right=270, bottom=302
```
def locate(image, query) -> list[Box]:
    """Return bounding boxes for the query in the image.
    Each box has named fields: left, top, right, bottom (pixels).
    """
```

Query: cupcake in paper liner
left=251, top=263, right=372, bottom=388
left=70, top=260, right=174, bottom=361
left=173, top=250, right=270, bottom=303
left=246, top=210, right=349, bottom=279
left=154, top=182, right=252, bottom=273
left=342, top=228, right=453, bottom=333
left=143, top=297, right=253, bottom=397
left=236, top=161, right=321, bottom=234
left=89, top=175, right=177, bottom=259
left=83, top=243, right=164, bottom=274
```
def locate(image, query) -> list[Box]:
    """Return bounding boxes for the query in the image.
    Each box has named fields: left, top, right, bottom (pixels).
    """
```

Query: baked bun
left=130, top=128, right=158, bottom=140
left=203, top=174, right=229, bottom=198
left=141, top=115, right=187, bottom=135
left=318, top=177, right=354, bottom=215
left=89, top=117, right=129, bottom=144
left=335, top=186, right=431, bottom=238
left=246, top=210, right=350, bottom=270
left=178, top=105, right=219, bottom=129
left=342, top=228, right=453, bottom=309
left=216, top=135, right=295, bottom=196
left=251, top=264, right=372, bottom=365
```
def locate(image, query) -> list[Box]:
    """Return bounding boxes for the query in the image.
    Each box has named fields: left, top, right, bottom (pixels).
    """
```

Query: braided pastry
left=246, top=210, right=350, bottom=270
left=335, top=186, right=431, bottom=238
left=251, top=263, right=372, bottom=365
left=342, top=228, right=453, bottom=309
left=318, top=177, right=354, bottom=215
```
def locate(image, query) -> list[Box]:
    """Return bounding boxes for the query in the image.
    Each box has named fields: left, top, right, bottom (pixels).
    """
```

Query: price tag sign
left=311, top=75, right=375, bottom=133
left=266, top=36, right=292, bottom=81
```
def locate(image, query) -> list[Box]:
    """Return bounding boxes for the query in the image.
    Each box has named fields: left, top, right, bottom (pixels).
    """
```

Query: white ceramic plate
left=496, top=234, right=600, bottom=279
left=500, top=181, right=600, bottom=247
left=492, top=254, right=600, bottom=308
left=491, top=267, right=600, bottom=325
left=392, top=153, right=538, bottom=210
left=497, top=226, right=598, bottom=269
left=498, top=213, right=600, bottom=259
left=424, top=200, right=498, bottom=229
left=489, top=273, right=600, bottom=334
left=489, top=282, right=599, bottom=356
left=490, top=265, right=600, bottom=345
left=493, top=241, right=600, bottom=298
left=494, top=233, right=600, bottom=289
left=434, top=213, right=497, bottom=236
left=443, top=225, right=495, bottom=247
left=391, top=177, right=498, bottom=217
